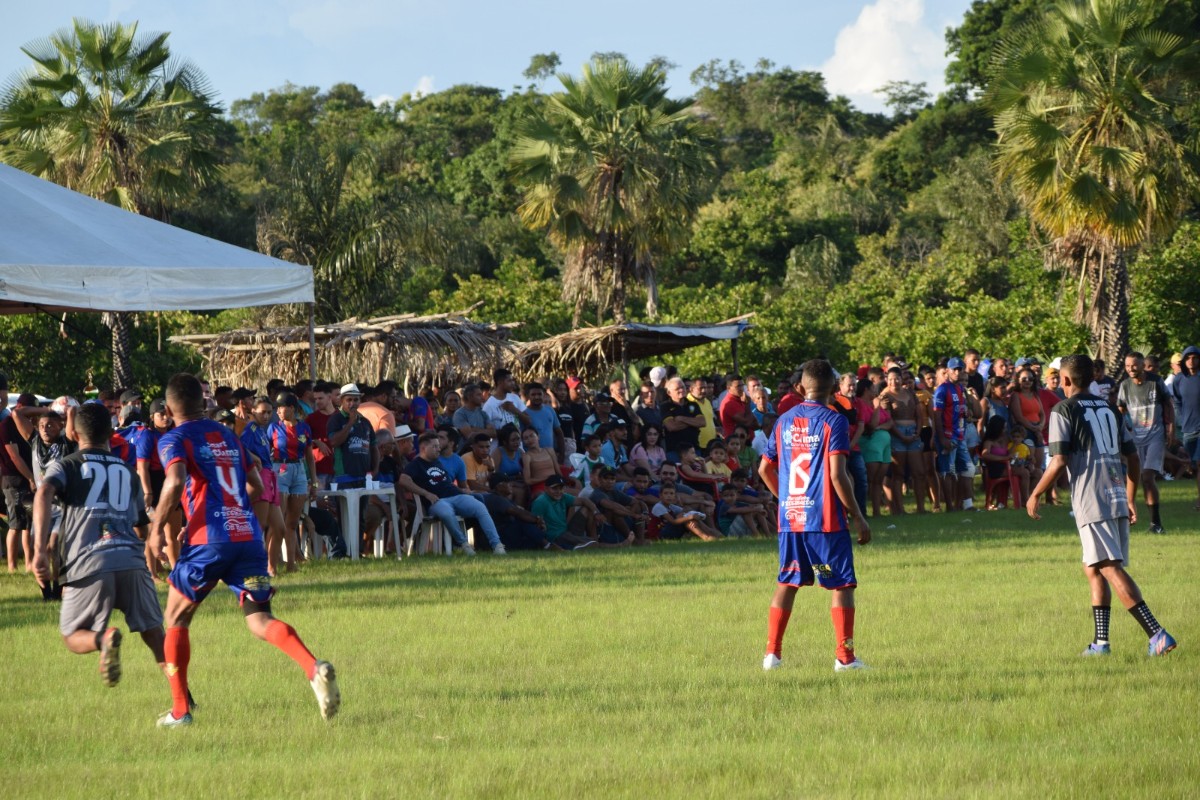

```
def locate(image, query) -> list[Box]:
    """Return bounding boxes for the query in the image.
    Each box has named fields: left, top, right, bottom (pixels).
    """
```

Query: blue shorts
left=169, top=541, right=275, bottom=606
left=936, top=439, right=972, bottom=476
left=1184, top=435, right=1200, bottom=463
left=890, top=422, right=922, bottom=453
left=273, top=461, right=308, bottom=495
left=777, top=530, right=857, bottom=590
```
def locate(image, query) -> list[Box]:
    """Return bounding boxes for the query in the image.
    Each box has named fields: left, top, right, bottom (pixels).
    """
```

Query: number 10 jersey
left=1048, top=393, right=1136, bottom=526
left=764, top=401, right=850, bottom=534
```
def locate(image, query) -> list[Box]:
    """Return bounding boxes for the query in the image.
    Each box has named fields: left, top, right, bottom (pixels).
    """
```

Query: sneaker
left=1081, top=642, right=1111, bottom=656
left=573, top=540, right=597, bottom=550
left=1148, top=524, right=1166, bottom=534
left=1147, top=629, right=1177, bottom=657
left=310, top=660, right=340, bottom=720
left=834, top=657, right=869, bottom=672
left=492, top=543, right=507, bottom=555
left=762, top=654, right=782, bottom=671
left=156, top=710, right=193, bottom=728
left=461, top=543, right=476, bottom=557
left=99, top=627, right=122, bottom=687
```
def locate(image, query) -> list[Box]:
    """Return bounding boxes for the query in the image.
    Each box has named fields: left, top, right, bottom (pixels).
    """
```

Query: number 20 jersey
left=1048, top=393, right=1136, bottom=527
left=158, top=418, right=263, bottom=546
left=765, top=401, right=850, bottom=534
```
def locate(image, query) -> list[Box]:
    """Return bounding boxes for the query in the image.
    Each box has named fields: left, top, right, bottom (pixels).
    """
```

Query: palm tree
left=988, top=0, right=1200, bottom=364
left=511, top=56, right=717, bottom=325
left=0, top=18, right=223, bottom=389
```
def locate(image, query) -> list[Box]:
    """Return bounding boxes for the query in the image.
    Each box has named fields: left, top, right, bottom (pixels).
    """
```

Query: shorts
left=1133, top=437, right=1165, bottom=476
left=890, top=422, right=922, bottom=453
left=920, top=427, right=934, bottom=453
left=777, top=530, right=857, bottom=590
left=168, top=541, right=275, bottom=607
left=727, top=515, right=753, bottom=538
left=258, top=466, right=280, bottom=506
left=59, top=569, right=163, bottom=636
left=1182, top=434, right=1200, bottom=463
left=862, top=429, right=892, bottom=464
left=1079, top=517, right=1130, bottom=567
left=273, top=461, right=308, bottom=496
left=2, top=475, right=32, bottom=530
left=936, top=439, right=972, bottom=476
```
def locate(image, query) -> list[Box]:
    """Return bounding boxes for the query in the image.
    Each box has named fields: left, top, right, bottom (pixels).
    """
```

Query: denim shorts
left=1184, top=435, right=1200, bottom=463
left=273, top=461, right=309, bottom=495
left=936, top=440, right=972, bottom=477
left=890, top=422, right=922, bottom=453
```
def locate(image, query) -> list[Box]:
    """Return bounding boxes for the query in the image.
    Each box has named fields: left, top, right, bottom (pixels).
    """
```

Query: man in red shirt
left=306, top=381, right=337, bottom=489
left=718, top=375, right=757, bottom=439
left=775, top=370, right=806, bottom=416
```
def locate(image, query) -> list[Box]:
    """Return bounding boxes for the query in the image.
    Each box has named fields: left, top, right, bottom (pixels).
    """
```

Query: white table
left=317, top=486, right=402, bottom=560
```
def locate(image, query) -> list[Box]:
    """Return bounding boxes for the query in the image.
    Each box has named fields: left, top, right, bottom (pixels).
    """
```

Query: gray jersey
left=1048, top=394, right=1136, bottom=526
left=1117, top=377, right=1168, bottom=444
left=43, top=449, right=146, bottom=584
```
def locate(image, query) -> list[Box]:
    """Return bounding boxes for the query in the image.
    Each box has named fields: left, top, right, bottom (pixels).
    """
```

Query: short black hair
left=492, top=368, right=512, bottom=383
left=165, top=373, right=205, bottom=416
left=632, top=467, right=651, bottom=478
left=472, top=433, right=492, bottom=445
left=1061, top=354, right=1094, bottom=387
left=417, top=431, right=440, bottom=446
left=74, top=402, right=112, bottom=443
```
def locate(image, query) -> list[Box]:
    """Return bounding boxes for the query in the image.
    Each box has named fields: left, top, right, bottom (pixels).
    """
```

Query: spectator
left=2, top=392, right=37, bottom=572
left=461, top=432, right=495, bottom=492
left=775, top=370, right=805, bottom=416
left=1088, top=359, right=1117, bottom=404
left=718, top=374, right=757, bottom=438
left=565, top=377, right=591, bottom=446
left=521, top=426, right=560, bottom=498
left=660, top=377, right=704, bottom=460
left=523, top=382, right=563, bottom=455
left=435, top=390, right=461, bottom=428
left=650, top=482, right=719, bottom=541
left=598, top=422, right=632, bottom=478
left=306, top=381, right=337, bottom=488
left=435, top=426, right=468, bottom=489
left=688, top=378, right=718, bottom=450
left=1117, top=351, right=1174, bottom=533
left=633, top=381, right=662, bottom=430
left=547, top=379, right=578, bottom=457
left=483, top=368, right=530, bottom=431
left=268, top=392, right=318, bottom=573
left=933, top=357, right=972, bottom=511
left=530, top=474, right=599, bottom=549
left=745, top=374, right=775, bottom=426
left=452, top=383, right=496, bottom=446
left=478, top=474, right=553, bottom=551
left=357, top=382, right=398, bottom=435
left=1168, top=345, right=1200, bottom=510
left=582, top=393, right=625, bottom=438
left=630, top=423, right=666, bottom=479
left=964, top=349, right=985, bottom=397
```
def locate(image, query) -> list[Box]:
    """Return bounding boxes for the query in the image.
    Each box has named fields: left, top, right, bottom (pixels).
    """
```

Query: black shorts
left=2, top=475, right=32, bottom=531
left=920, top=427, right=934, bottom=453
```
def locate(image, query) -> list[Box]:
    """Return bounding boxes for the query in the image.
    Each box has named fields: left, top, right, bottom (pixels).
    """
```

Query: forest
left=1, top=0, right=1197, bottom=395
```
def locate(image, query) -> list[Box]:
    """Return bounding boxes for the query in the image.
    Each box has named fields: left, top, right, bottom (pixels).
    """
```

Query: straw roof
left=171, top=305, right=519, bottom=392
left=514, top=315, right=753, bottom=383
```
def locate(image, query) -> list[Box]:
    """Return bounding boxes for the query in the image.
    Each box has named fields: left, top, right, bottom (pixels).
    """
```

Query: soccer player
left=150, top=373, right=339, bottom=727
left=1027, top=356, right=1176, bottom=658
left=30, top=403, right=168, bottom=691
left=759, top=359, right=871, bottom=673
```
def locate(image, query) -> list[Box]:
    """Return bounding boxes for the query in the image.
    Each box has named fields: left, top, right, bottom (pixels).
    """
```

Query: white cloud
left=372, top=93, right=396, bottom=107
left=411, top=75, right=434, bottom=98
left=820, top=0, right=948, bottom=111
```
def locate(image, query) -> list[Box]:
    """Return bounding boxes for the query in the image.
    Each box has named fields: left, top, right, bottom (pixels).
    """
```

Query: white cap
left=339, top=383, right=363, bottom=397
left=649, top=366, right=667, bottom=386
left=395, top=424, right=412, bottom=438
left=1048, top=357, right=1062, bottom=370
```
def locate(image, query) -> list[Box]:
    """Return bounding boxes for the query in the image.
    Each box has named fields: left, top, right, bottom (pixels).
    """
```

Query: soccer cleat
left=187, top=689, right=198, bottom=712
left=310, top=660, right=340, bottom=720
left=1081, top=642, right=1111, bottom=657
left=461, top=543, right=476, bottom=557
left=156, top=710, right=193, bottom=728
left=1147, top=629, right=1177, bottom=657
left=834, top=657, right=869, bottom=672
left=99, top=627, right=122, bottom=687
left=492, top=543, right=507, bottom=555
left=1148, top=524, right=1165, bottom=534
left=573, top=540, right=597, bottom=550
left=762, top=654, right=782, bottom=671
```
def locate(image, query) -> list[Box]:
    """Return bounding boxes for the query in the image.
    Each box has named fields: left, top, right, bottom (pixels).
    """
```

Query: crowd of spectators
left=3, top=344, right=1198, bottom=574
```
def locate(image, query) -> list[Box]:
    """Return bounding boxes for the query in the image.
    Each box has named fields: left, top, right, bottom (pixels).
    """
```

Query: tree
left=989, top=0, right=1200, bottom=363
left=0, top=18, right=224, bottom=389
left=511, top=56, right=717, bottom=324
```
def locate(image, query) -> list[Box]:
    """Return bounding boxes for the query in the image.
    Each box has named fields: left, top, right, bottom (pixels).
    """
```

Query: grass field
left=2, top=486, right=1198, bottom=799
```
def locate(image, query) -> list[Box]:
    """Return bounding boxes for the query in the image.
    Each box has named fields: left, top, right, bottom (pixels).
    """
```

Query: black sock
left=1129, top=601, right=1162, bottom=638
left=1149, top=503, right=1161, bottom=526
left=1092, top=605, right=1110, bottom=643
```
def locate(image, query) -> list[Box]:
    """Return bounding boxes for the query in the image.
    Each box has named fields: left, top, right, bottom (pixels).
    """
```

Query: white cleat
left=310, top=660, right=340, bottom=720
left=762, top=654, right=782, bottom=671
left=834, top=657, right=869, bottom=672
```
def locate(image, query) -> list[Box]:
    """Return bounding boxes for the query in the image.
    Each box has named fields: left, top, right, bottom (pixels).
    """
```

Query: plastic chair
left=984, top=465, right=1022, bottom=509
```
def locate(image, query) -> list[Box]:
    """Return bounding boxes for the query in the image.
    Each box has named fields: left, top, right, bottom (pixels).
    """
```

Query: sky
left=0, top=0, right=975, bottom=113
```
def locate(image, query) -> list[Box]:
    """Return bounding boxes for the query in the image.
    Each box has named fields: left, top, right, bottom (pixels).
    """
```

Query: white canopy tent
left=0, top=162, right=312, bottom=313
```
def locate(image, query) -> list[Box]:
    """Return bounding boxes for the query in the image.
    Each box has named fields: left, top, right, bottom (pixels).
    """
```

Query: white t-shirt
left=483, top=393, right=527, bottom=430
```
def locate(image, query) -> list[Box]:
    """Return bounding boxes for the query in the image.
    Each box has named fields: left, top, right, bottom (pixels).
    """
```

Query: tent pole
left=308, top=303, right=317, bottom=380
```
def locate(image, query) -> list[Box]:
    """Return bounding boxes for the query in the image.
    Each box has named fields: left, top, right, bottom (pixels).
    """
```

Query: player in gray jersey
left=31, top=403, right=172, bottom=694
left=1116, top=352, right=1174, bottom=533
left=1027, top=355, right=1176, bottom=658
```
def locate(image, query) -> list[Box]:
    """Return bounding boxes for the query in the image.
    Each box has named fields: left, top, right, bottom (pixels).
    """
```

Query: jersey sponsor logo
left=812, top=562, right=833, bottom=579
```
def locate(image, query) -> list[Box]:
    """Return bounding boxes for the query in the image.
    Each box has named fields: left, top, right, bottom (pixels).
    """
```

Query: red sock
left=766, top=606, right=792, bottom=657
left=832, top=607, right=856, bottom=664
left=265, top=619, right=318, bottom=679
left=164, top=626, right=191, bottom=718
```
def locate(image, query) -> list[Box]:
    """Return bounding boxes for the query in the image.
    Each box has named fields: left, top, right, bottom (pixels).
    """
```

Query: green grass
left=2, top=485, right=1198, bottom=799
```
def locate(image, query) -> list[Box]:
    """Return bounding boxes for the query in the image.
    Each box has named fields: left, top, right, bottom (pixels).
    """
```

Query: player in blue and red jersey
left=149, top=373, right=339, bottom=728
left=932, top=358, right=972, bottom=510
left=758, top=359, right=871, bottom=672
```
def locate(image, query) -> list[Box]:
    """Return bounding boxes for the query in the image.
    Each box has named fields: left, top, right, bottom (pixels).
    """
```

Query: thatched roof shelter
left=171, top=306, right=519, bottom=392
left=514, top=316, right=753, bottom=383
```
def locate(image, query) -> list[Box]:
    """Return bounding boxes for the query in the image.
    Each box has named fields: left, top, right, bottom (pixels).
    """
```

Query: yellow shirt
left=690, top=394, right=717, bottom=448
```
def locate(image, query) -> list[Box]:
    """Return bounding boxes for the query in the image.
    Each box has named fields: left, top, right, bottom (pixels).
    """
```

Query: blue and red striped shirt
left=764, top=401, right=849, bottom=534
left=267, top=420, right=313, bottom=463
left=932, top=382, right=966, bottom=441
left=158, top=418, right=262, bottom=546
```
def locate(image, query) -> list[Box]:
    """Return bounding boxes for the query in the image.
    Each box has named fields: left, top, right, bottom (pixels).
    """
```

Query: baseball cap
left=1028, top=357, right=1041, bottom=366
left=119, top=406, right=142, bottom=426
left=339, top=383, right=363, bottom=397
left=148, top=399, right=168, bottom=415
left=594, top=393, right=614, bottom=403
left=566, top=376, right=583, bottom=390
left=649, top=366, right=667, bottom=385
left=120, top=389, right=142, bottom=403
left=856, top=365, right=870, bottom=380
left=231, top=387, right=255, bottom=400
left=1171, top=352, right=1184, bottom=365
left=544, top=474, right=565, bottom=488
left=1183, top=345, right=1200, bottom=358
left=947, top=357, right=965, bottom=370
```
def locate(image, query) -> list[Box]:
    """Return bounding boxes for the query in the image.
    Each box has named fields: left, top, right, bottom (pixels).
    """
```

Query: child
left=678, top=445, right=722, bottom=498
left=979, top=420, right=1014, bottom=510
left=658, top=463, right=716, bottom=517
left=704, top=441, right=733, bottom=485
left=717, top=484, right=759, bottom=538
left=729, top=468, right=774, bottom=534
left=570, top=434, right=605, bottom=489
left=652, top=482, right=720, bottom=541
